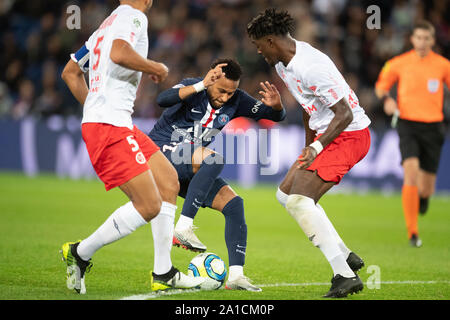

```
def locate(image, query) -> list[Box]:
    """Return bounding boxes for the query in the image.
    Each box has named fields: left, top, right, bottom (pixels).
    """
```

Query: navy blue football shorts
left=160, top=142, right=228, bottom=208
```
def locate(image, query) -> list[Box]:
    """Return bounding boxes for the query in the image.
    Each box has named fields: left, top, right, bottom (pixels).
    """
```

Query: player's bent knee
left=403, top=175, right=418, bottom=186
left=222, top=196, right=245, bottom=221
left=172, top=179, right=180, bottom=195
left=276, top=187, right=288, bottom=208
left=203, top=153, right=225, bottom=169
left=285, top=194, right=321, bottom=246
left=164, top=177, right=180, bottom=198
left=222, top=196, right=243, bottom=214
left=134, top=198, right=162, bottom=222
left=420, top=187, right=434, bottom=198
left=285, top=194, right=314, bottom=219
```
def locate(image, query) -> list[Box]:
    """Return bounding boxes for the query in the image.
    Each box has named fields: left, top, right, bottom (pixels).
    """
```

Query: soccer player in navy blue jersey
left=148, top=58, right=286, bottom=291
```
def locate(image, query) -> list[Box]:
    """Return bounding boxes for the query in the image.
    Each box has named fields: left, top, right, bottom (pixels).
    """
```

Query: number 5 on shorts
left=127, top=135, right=140, bottom=152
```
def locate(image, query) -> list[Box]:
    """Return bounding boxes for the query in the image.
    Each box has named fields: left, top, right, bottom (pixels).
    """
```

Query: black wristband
left=381, top=95, right=391, bottom=103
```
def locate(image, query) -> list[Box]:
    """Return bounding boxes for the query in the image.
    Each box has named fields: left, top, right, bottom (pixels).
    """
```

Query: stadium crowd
left=1, top=0, right=449, bottom=128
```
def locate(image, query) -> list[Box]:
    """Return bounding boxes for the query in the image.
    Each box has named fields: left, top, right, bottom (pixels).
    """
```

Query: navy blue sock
left=181, top=154, right=224, bottom=219
left=222, top=196, right=247, bottom=266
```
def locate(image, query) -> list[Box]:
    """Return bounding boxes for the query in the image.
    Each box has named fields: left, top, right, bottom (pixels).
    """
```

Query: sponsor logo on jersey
left=304, top=104, right=317, bottom=115
left=252, top=101, right=262, bottom=113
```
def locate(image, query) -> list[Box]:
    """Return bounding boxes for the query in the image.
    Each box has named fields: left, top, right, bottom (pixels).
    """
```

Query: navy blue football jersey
left=148, top=77, right=286, bottom=148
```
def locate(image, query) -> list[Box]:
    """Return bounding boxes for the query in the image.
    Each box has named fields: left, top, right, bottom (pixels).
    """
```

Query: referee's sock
left=402, top=185, right=419, bottom=238
left=419, top=197, right=429, bottom=215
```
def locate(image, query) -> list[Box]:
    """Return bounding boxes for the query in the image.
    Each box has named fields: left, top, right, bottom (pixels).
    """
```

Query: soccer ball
left=188, top=252, right=227, bottom=290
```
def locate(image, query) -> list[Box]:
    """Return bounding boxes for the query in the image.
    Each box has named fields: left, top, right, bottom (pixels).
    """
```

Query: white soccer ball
left=187, top=252, right=227, bottom=290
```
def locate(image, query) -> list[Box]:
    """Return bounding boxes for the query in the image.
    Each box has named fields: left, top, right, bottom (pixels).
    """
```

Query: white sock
left=228, top=265, right=243, bottom=281
left=285, top=194, right=355, bottom=278
left=151, top=201, right=176, bottom=275
left=77, top=202, right=147, bottom=261
left=175, top=214, right=193, bottom=231
left=330, top=255, right=355, bottom=278
left=276, top=187, right=289, bottom=207
left=277, top=188, right=352, bottom=259
left=316, top=203, right=352, bottom=259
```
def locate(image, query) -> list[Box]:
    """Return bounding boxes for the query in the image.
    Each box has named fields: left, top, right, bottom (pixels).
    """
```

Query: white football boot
left=173, top=225, right=207, bottom=252
left=225, top=275, right=262, bottom=292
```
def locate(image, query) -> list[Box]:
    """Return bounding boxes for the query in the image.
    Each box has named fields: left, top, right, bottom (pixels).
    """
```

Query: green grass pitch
left=0, top=172, right=449, bottom=300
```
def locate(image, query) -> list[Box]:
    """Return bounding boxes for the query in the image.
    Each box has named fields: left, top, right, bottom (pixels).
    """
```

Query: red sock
left=402, top=185, right=419, bottom=239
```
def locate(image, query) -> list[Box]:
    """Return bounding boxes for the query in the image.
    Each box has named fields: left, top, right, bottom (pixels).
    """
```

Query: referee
left=375, top=21, right=450, bottom=247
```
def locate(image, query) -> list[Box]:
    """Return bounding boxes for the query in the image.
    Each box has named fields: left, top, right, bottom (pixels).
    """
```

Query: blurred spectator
left=0, top=0, right=449, bottom=128
left=34, top=60, right=63, bottom=116
left=373, top=24, right=405, bottom=60
left=11, top=78, right=34, bottom=119
left=0, top=82, right=13, bottom=117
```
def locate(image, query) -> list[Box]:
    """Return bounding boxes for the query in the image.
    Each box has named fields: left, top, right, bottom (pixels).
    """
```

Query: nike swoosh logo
left=191, top=108, right=202, bottom=114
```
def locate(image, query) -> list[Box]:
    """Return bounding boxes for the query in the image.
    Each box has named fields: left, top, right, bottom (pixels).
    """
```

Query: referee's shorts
left=397, top=119, right=446, bottom=173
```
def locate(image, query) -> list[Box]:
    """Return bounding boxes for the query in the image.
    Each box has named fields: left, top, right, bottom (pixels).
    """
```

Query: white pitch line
left=259, top=280, right=450, bottom=287
left=121, top=288, right=202, bottom=300
left=120, top=280, right=450, bottom=300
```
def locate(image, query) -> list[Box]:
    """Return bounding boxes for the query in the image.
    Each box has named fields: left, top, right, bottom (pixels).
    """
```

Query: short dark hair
left=413, top=20, right=435, bottom=37
left=211, top=58, right=242, bottom=81
left=247, top=8, right=295, bottom=40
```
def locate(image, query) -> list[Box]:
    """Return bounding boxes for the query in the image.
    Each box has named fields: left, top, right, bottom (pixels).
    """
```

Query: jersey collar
left=284, top=40, right=299, bottom=70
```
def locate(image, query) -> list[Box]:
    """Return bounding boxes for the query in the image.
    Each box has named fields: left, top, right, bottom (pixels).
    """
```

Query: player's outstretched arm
left=258, top=81, right=283, bottom=111
left=235, top=85, right=286, bottom=122
left=298, top=98, right=352, bottom=169
left=61, top=59, right=89, bottom=105
left=110, top=39, right=168, bottom=83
